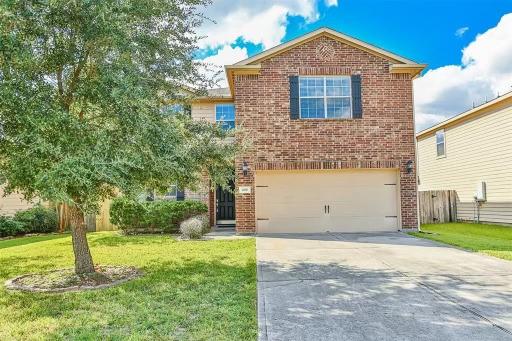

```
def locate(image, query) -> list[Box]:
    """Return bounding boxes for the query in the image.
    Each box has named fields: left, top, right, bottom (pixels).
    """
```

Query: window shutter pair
left=289, top=74, right=363, bottom=119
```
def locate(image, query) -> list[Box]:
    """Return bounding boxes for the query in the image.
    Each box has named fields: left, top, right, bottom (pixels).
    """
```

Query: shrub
left=180, top=216, right=206, bottom=239
left=14, top=205, right=58, bottom=233
left=196, top=214, right=210, bottom=234
left=0, top=217, right=26, bottom=237
left=109, top=197, right=147, bottom=230
left=110, top=197, right=208, bottom=233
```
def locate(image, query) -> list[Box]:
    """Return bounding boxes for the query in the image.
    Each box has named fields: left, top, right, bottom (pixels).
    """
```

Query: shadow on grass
left=0, top=234, right=70, bottom=250
left=1, top=259, right=257, bottom=340
left=88, top=233, right=176, bottom=247
left=0, top=254, right=68, bottom=279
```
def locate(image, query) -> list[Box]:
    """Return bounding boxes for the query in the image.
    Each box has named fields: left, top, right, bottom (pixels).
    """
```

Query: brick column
left=399, top=160, right=418, bottom=229
left=235, top=158, right=256, bottom=233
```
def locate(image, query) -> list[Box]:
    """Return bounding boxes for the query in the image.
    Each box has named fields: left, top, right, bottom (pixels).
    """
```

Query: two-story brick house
left=190, top=28, right=425, bottom=234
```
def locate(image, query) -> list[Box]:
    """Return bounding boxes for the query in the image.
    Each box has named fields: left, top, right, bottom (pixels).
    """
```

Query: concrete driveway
left=257, top=232, right=512, bottom=341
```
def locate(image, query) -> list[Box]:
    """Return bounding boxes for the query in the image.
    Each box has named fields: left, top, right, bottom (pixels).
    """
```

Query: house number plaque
left=238, top=186, right=251, bottom=194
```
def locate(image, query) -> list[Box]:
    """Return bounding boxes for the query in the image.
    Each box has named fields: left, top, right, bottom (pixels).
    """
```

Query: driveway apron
left=257, top=232, right=512, bottom=341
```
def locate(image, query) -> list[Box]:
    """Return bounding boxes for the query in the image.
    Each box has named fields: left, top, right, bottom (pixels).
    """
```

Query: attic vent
left=391, top=73, right=411, bottom=80
left=234, top=74, right=259, bottom=81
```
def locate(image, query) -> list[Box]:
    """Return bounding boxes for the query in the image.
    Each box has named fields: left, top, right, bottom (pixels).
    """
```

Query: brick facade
left=232, top=36, right=418, bottom=232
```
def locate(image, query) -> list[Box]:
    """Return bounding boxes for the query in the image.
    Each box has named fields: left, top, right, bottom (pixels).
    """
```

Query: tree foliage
left=0, top=0, right=237, bottom=214
left=0, top=0, right=240, bottom=273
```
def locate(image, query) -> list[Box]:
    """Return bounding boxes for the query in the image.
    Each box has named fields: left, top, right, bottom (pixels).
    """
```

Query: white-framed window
left=215, top=104, right=235, bottom=130
left=143, top=184, right=181, bottom=201
left=160, top=104, right=191, bottom=116
left=163, top=184, right=178, bottom=200
left=299, top=76, right=352, bottom=119
left=436, top=130, right=445, bottom=157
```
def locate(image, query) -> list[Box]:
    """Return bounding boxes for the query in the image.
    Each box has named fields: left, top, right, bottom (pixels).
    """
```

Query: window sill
left=436, top=155, right=446, bottom=159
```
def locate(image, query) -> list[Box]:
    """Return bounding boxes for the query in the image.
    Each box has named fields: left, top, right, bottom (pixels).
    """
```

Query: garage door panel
left=257, top=202, right=324, bottom=219
left=255, top=169, right=400, bottom=233
left=257, top=217, right=329, bottom=234
left=325, top=216, right=398, bottom=232
left=256, top=190, right=324, bottom=218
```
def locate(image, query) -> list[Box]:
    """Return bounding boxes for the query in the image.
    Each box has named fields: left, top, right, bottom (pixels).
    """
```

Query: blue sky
left=197, top=1, right=512, bottom=130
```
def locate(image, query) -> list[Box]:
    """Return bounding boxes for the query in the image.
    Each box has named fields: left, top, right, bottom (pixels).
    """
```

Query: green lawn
left=0, top=232, right=257, bottom=340
left=411, top=222, right=512, bottom=261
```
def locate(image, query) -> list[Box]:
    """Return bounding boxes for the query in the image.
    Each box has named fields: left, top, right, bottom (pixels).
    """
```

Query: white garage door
left=255, top=169, right=399, bottom=233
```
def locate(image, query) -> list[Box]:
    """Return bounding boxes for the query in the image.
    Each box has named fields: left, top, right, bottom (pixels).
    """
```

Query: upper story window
left=436, top=130, right=445, bottom=157
left=215, top=104, right=235, bottom=130
left=299, top=76, right=352, bottom=119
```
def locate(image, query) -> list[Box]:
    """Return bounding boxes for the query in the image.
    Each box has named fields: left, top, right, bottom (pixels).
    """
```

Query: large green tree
left=0, top=0, right=238, bottom=274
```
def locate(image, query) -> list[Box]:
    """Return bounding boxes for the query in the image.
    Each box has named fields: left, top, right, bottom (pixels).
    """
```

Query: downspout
left=412, top=78, right=422, bottom=232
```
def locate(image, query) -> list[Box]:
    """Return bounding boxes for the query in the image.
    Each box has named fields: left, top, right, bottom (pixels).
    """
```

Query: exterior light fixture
left=242, top=161, right=249, bottom=176
left=406, top=160, right=413, bottom=174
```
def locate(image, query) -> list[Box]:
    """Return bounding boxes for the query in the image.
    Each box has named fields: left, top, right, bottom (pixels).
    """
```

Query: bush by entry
left=110, top=198, right=208, bottom=233
left=0, top=232, right=257, bottom=340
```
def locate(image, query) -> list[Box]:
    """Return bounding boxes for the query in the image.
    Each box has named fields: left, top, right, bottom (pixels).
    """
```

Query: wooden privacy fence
left=55, top=201, right=114, bottom=232
left=418, top=190, right=457, bottom=224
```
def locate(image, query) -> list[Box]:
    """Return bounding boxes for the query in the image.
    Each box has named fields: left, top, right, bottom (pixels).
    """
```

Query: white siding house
left=0, top=186, right=40, bottom=216
left=417, top=92, right=512, bottom=224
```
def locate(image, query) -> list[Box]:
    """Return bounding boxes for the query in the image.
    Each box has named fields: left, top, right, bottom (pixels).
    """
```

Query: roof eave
left=389, top=64, right=428, bottom=79
left=416, top=91, right=512, bottom=139
left=192, top=96, right=234, bottom=103
left=224, top=65, right=262, bottom=96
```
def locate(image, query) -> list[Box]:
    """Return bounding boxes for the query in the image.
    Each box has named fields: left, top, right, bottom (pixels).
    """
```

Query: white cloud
left=455, top=26, right=469, bottom=37
left=196, top=0, right=338, bottom=88
left=414, top=13, right=512, bottom=131
left=198, top=1, right=336, bottom=50
left=199, top=45, right=249, bottom=88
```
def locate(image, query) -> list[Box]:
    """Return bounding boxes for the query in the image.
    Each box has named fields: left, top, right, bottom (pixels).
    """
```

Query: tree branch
left=57, top=67, right=64, bottom=96
left=64, top=50, right=89, bottom=110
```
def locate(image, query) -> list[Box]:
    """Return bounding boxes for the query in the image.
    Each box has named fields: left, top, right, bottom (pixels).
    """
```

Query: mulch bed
left=5, top=265, right=142, bottom=293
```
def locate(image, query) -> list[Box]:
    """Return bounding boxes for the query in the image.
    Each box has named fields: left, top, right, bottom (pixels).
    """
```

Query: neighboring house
left=417, top=91, right=512, bottom=225
left=188, top=27, right=425, bottom=233
left=0, top=186, right=39, bottom=216
left=0, top=187, right=113, bottom=231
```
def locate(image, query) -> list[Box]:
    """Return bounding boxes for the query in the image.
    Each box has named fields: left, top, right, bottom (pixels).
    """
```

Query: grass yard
left=411, top=222, right=512, bottom=261
left=0, top=232, right=257, bottom=340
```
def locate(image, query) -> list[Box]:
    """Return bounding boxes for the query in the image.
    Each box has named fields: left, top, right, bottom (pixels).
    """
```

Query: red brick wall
left=233, top=36, right=418, bottom=232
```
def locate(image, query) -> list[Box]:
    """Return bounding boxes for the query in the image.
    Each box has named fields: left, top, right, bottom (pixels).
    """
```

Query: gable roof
left=416, top=90, right=512, bottom=139
left=194, top=27, right=426, bottom=99
left=234, top=27, right=419, bottom=66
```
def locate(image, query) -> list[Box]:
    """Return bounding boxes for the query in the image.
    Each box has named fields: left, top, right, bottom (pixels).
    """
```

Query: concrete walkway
left=257, top=232, right=512, bottom=341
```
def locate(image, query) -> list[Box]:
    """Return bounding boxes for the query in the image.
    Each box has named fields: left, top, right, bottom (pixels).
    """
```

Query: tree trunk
left=69, top=206, right=95, bottom=274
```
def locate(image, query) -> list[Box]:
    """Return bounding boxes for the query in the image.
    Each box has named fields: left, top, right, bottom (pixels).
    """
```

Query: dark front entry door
left=216, top=180, right=235, bottom=221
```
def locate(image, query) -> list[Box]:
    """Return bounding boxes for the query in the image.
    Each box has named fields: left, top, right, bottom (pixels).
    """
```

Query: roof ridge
left=232, top=26, right=420, bottom=66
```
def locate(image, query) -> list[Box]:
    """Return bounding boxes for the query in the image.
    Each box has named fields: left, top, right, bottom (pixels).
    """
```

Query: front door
left=216, top=180, right=235, bottom=222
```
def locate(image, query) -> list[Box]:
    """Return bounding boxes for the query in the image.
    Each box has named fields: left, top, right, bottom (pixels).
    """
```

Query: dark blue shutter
left=351, top=74, right=362, bottom=118
left=176, top=189, right=185, bottom=201
left=289, top=76, right=300, bottom=120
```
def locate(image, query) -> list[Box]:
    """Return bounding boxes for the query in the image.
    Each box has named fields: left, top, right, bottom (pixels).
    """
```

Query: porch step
left=214, top=223, right=236, bottom=232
